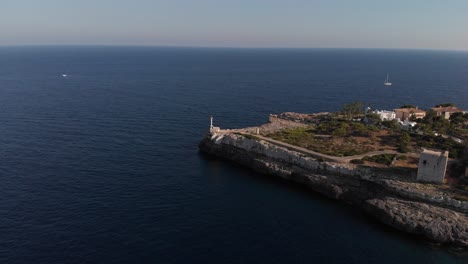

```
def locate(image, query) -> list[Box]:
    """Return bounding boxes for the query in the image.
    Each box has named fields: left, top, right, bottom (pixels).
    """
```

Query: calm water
left=0, top=47, right=467, bottom=263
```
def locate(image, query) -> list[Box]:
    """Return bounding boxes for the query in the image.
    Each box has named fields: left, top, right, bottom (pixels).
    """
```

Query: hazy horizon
left=2, top=0, right=468, bottom=51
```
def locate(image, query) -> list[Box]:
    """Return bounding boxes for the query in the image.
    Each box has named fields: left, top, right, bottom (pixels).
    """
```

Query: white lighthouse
left=210, top=115, right=214, bottom=130
left=209, top=115, right=220, bottom=134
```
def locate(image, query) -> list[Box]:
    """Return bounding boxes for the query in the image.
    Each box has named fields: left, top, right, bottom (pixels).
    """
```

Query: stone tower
left=417, top=148, right=449, bottom=184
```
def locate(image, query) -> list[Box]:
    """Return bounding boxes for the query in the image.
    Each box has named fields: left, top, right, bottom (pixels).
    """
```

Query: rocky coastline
left=199, top=132, right=468, bottom=248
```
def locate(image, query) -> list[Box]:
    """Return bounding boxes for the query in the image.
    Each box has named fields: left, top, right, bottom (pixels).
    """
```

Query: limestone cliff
left=199, top=132, right=468, bottom=248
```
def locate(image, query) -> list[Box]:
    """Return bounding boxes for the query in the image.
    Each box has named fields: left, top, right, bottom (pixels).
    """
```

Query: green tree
left=341, top=102, right=364, bottom=120
left=399, top=132, right=411, bottom=153
left=435, top=103, right=455, bottom=107
left=352, top=122, right=369, bottom=136
left=450, top=112, right=466, bottom=129
left=382, top=119, right=398, bottom=130
left=422, top=109, right=438, bottom=124
left=400, top=104, right=416, bottom=109
left=333, top=122, right=349, bottom=136
left=415, top=123, right=432, bottom=135
left=366, top=113, right=382, bottom=126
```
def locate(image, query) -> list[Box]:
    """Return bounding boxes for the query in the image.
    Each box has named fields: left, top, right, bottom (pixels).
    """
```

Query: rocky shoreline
left=199, top=132, right=468, bottom=248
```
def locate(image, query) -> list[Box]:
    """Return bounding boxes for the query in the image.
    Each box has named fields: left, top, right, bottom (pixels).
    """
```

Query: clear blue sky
left=1, top=0, right=468, bottom=50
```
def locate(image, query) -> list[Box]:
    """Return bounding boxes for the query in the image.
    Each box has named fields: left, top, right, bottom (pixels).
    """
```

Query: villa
left=431, top=106, right=465, bottom=120
left=394, top=107, right=426, bottom=120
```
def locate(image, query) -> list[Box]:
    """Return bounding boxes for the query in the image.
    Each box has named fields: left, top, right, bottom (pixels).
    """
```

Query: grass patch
left=363, top=154, right=396, bottom=166
left=267, top=126, right=374, bottom=156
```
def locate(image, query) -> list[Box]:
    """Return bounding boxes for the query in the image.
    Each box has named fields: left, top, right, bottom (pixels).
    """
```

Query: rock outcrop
left=199, top=132, right=468, bottom=248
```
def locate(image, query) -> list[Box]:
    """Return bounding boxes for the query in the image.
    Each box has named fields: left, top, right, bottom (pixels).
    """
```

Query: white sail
left=384, top=73, right=392, bottom=86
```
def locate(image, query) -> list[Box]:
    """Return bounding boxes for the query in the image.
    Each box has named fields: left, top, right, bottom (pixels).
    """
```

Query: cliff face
left=199, top=133, right=468, bottom=247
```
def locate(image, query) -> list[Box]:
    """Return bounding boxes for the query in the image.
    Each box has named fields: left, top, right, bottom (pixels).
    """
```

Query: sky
left=1, top=0, right=468, bottom=50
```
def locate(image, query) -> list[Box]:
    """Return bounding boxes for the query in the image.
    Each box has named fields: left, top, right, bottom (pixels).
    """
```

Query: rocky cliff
left=199, top=132, right=468, bottom=248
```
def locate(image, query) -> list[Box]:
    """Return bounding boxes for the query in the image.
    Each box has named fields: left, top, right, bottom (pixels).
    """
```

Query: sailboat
left=384, top=73, right=392, bottom=86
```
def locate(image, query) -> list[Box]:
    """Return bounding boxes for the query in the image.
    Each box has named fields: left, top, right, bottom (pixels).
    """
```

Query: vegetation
left=316, top=120, right=371, bottom=137
left=453, top=194, right=468, bottom=202
left=435, top=103, right=455, bottom=107
left=399, top=132, right=411, bottom=153
left=416, top=109, right=451, bottom=134
left=400, top=104, right=416, bottom=109
left=265, top=101, right=468, bottom=164
left=365, top=113, right=382, bottom=126
left=363, top=154, right=396, bottom=166
left=397, top=155, right=408, bottom=160
left=243, top=134, right=260, bottom=140
left=382, top=119, right=398, bottom=130
left=414, top=134, right=464, bottom=158
left=449, top=145, right=468, bottom=178
left=450, top=112, right=468, bottom=129
left=340, top=102, right=364, bottom=120
left=267, top=125, right=374, bottom=156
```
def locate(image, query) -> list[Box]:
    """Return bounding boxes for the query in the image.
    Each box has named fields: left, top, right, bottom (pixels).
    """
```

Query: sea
left=0, top=46, right=467, bottom=264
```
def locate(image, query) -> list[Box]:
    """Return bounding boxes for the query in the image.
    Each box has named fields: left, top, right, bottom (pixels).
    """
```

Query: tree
left=400, top=104, right=416, bottom=109
left=422, top=109, right=437, bottom=125
left=435, top=103, right=456, bottom=107
left=399, top=132, right=411, bottom=153
left=409, top=111, right=418, bottom=121
left=450, top=112, right=466, bottom=129
left=382, top=119, right=398, bottom=130
left=352, top=122, right=369, bottom=136
left=415, top=123, right=432, bottom=135
left=333, top=122, right=349, bottom=136
left=341, top=102, right=364, bottom=120
left=366, top=113, right=382, bottom=126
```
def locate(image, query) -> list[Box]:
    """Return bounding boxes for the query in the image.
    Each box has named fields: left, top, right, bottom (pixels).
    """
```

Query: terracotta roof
left=431, top=106, right=464, bottom=113
left=393, top=108, right=426, bottom=113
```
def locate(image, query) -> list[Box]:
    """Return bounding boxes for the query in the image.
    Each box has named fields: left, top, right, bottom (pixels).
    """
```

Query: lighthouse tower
left=209, top=115, right=220, bottom=134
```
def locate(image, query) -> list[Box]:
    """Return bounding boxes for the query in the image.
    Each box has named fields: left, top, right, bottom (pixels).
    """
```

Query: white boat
left=62, top=74, right=67, bottom=77
left=384, top=73, right=392, bottom=86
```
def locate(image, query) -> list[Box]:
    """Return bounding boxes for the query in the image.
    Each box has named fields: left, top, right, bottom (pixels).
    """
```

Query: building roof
left=421, top=148, right=449, bottom=157
left=431, top=106, right=464, bottom=113
left=393, top=108, right=426, bottom=114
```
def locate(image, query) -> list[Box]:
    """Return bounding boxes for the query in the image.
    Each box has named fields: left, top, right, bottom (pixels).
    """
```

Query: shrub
left=382, top=120, right=398, bottom=129
left=243, top=134, right=259, bottom=140
left=453, top=194, right=468, bottom=202
left=363, top=154, right=396, bottom=165
left=399, top=132, right=411, bottom=153
left=350, top=159, right=364, bottom=164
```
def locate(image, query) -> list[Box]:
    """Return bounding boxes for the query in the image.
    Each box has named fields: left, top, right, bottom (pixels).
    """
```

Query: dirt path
left=229, top=130, right=418, bottom=163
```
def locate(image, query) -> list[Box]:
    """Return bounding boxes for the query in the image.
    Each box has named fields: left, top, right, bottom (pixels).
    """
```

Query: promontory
left=199, top=105, right=468, bottom=248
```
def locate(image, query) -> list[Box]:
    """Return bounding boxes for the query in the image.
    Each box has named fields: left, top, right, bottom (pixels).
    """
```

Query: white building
left=398, top=119, right=417, bottom=130
left=374, top=110, right=396, bottom=121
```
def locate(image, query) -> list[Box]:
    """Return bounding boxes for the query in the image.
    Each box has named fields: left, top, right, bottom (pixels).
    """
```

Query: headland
left=199, top=105, right=468, bottom=248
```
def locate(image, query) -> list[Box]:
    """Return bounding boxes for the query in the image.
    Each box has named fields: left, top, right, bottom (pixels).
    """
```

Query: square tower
left=417, top=148, right=449, bottom=184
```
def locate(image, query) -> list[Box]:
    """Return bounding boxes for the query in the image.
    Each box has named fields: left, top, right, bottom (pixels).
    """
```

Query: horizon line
left=0, top=44, right=467, bottom=53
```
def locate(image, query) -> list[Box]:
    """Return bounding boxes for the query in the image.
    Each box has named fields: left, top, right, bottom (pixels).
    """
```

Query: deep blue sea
left=0, top=46, right=467, bottom=264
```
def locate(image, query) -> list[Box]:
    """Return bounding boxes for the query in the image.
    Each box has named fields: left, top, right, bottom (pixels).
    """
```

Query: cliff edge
left=199, top=132, right=468, bottom=248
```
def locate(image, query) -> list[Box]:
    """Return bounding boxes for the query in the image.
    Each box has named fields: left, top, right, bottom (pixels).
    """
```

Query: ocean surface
left=0, top=46, right=467, bottom=264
